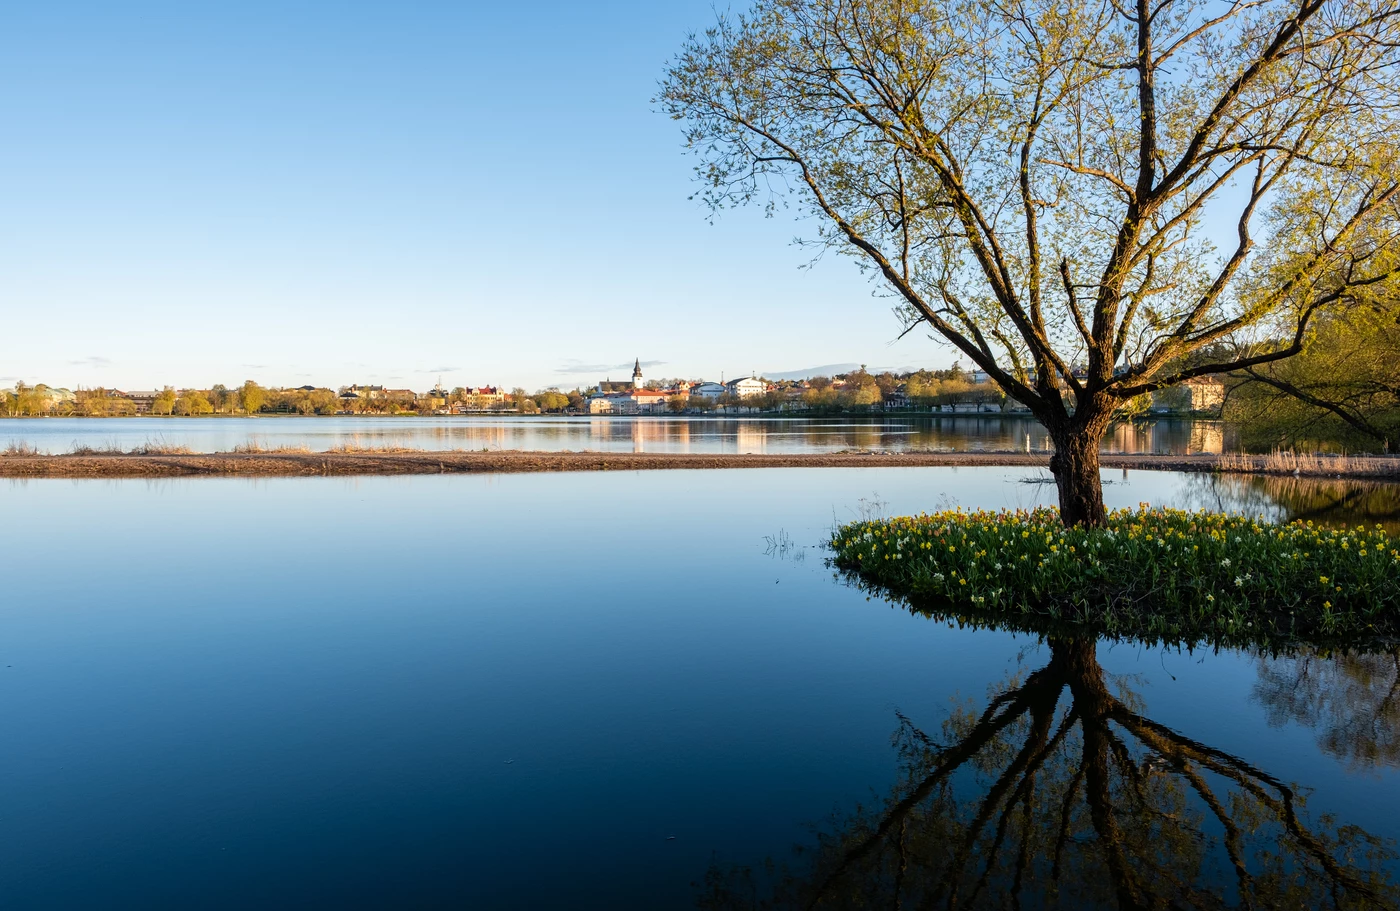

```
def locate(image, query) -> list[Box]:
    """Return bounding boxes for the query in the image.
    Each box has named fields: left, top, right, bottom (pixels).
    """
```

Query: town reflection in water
left=576, top=416, right=1233, bottom=456
left=698, top=637, right=1400, bottom=910
left=6, top=415, right=1240, bottom=456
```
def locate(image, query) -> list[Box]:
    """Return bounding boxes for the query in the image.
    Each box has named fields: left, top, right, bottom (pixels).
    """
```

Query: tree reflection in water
left=1183, top=474, right=1400, bottom=534
left=697, top=639, right=1397, bottom=910
left=1255, top=651, right=1400, bottom=771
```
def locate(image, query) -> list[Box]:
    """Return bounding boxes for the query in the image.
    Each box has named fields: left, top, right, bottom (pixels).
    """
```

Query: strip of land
left=1, top=449, right=1397, bottom=479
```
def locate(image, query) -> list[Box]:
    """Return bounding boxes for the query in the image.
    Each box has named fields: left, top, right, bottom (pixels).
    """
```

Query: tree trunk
left=1046, top=414, right=1113, bottom=527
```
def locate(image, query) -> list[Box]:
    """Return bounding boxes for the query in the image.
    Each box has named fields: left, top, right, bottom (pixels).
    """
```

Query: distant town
left=1, top=359, right=1225, bottom=418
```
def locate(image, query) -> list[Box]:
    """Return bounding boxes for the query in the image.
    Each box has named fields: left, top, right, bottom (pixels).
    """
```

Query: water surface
left=1, top=468, right=1395, bottom=908
left=1, top=414, right=1232, bottom=456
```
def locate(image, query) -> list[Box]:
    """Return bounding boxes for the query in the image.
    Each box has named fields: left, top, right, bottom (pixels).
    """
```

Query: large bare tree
left=660, top=0, right=1400, bottom=525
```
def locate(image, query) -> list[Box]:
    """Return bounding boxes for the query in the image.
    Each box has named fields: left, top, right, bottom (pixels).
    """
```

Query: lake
left=0, top=415, right=1234, bottom=456
left=2, top=468, right=1397, bottom=908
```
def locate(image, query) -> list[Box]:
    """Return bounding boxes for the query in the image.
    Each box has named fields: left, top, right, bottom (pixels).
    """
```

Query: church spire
left=632, top=358, right=643, bottom=387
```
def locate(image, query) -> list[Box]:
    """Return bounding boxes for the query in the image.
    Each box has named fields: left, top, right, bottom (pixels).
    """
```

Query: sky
left=0, top=0, right=956, bottom=392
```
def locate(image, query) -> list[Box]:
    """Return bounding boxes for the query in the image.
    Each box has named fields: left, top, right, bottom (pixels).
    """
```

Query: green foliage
left=511, top=388, right=539, bottom=414
left=831, top=506, right=1399, bottom=648
left=1228, top=311, right=1400, bottom=452
left=847, top=383, right=881, bottom=407
left=174, top=390, right=214, bottom=416
left=240, top=380, right=266, bottom=414
left=151, top=386, right=177, bottom=416
left=534, top=390, right=570, bottom=413
left=74, top=388, right=136, bottom=417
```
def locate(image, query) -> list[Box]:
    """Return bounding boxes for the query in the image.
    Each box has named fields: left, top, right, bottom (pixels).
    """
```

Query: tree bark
left=1046, top=412, right=1114, bottom=527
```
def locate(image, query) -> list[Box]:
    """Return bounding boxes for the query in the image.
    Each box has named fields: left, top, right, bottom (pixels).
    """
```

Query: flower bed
left=830, top=506, right=1399, bottom=648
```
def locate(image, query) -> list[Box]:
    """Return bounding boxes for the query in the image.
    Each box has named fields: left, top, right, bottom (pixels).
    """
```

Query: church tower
left=632, top=358, right=643, bottom=388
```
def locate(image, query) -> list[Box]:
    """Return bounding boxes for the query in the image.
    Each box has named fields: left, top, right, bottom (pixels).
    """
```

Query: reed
left=69, top=441, right=125, bottom=455
left=128, top=442, right=195, bottom=455
left=230, top=442, right=312, bottom=454
left=325, top=444, right=419, bottom=453
left=1216, top=449, right=1382, bottom=475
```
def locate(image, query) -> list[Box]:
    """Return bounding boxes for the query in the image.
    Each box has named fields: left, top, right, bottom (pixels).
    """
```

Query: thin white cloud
left=68, top=355, right=112, bottom=367
left=555, top=359, right=666, bottom=374
left=766, top=363, right=918, bottom=379
left=764, top=363, right=861, bottom=380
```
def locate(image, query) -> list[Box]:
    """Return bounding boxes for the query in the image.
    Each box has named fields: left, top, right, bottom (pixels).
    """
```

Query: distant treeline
left=0, top=381, right=580, bottom=417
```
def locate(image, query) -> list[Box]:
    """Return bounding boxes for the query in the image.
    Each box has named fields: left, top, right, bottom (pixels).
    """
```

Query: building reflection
left=735, top=423, right=768, bottom=454
left=1104, top=420, right=1227, bottom=454
left=622, top=419, right=692, bottom=453
left=297, top=415, right=1243, bottom=456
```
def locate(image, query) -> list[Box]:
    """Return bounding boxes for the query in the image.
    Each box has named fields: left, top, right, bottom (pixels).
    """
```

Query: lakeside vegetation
left=831, top=506, right=1399, bottom=650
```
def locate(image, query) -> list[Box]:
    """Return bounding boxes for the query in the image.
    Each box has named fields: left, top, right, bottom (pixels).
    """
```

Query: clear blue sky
left=0, top=0, right=956, bottom=392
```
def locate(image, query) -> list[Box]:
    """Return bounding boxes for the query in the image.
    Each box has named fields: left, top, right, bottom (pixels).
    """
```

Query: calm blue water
left=0, top=414, right=1231, bottom=455
left=1, top=468, right=1396, bottom=908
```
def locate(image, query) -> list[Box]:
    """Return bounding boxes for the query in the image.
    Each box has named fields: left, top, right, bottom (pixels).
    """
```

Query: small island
left=832, top=505, right=1400, bottom=650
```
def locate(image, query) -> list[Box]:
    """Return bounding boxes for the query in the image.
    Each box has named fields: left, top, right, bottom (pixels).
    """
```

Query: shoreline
left=0, top=412, right=1179, bottom=423
left=1, top=449, right=1397, bottom=479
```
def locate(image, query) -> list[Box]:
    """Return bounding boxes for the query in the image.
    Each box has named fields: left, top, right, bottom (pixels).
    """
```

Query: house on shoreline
left=1151, top=376, right=1226, bottom=414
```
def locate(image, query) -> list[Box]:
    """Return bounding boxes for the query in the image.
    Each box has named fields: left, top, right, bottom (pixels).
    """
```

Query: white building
left=586, top=388, right=670, bottom=415
left=690, top=381, right=726, bottom=399
left=726, top=376, right=767, bottom=398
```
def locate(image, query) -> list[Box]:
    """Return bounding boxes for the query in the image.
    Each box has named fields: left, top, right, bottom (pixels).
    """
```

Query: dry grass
left=2, top=440, right=42, bottom=456
left=1216, top=449, right=1382, bottom=475
left=70, top=441, right=125, bottom=455
left=128, top=442, right=195, bottom=455
left=230, top=442, right=312, bottom=454
left=325, top=444, right=419, bottom=453
left=64, top=437, right=196, bottom=456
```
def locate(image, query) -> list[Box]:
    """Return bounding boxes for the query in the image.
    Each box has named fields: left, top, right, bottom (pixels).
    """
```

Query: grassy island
left=831, top=506, right=1399, bottom=649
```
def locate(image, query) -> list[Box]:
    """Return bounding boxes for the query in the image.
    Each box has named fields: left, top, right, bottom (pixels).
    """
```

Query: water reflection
left=1255, top=651, right=1400, bottom=771
left=1183, top=474, right=1400, bottom=534
left=3, top=415, right=1234, bottom=456
left=1107, top=419, right=1226, bottom=454
left=699, top=638, right=1397, bottom=909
